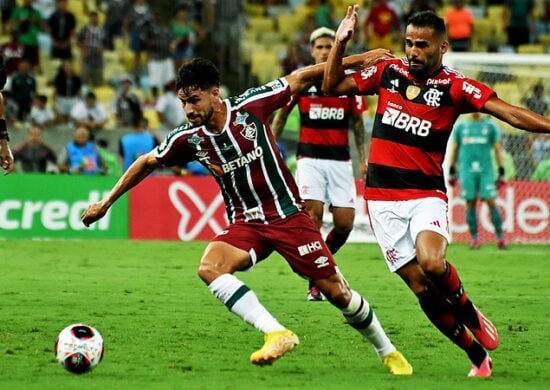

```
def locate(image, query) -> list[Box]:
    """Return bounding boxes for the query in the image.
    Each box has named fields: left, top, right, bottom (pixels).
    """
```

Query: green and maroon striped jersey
left=154, top=78, right=304, bottom=224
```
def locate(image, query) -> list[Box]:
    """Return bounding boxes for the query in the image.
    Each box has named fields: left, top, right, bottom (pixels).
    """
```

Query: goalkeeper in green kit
left=447, top=112, right=507, bottom=249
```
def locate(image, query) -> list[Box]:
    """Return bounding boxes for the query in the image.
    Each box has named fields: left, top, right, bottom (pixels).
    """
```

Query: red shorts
left=212, top=211, right=337, bottom=280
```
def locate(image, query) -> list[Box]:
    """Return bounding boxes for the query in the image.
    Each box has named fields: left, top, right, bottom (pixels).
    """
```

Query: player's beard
left=188, top=104, right=214, bottom=126
left=408, top=58, right=427, bottom=79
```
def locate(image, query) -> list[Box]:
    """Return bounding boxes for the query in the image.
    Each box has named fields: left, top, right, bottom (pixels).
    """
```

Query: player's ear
left=210, top=87, right=221, bottom=99
left=440, top=40, right=449, bottom=55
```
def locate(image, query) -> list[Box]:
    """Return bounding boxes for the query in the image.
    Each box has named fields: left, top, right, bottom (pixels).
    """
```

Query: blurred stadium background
left=2, top=0, right=550, bottom=244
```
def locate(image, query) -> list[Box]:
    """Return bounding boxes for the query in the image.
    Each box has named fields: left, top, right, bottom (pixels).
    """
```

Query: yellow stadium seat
left=517, top=44, right=545, bottom=54
left=247, top=17, right=275, bottom=34
left=142, top=109, right=160, bottom=131
left=277, top=13, right=300, bottom=42
left=93, top=85, right=116, bottom=104
left=250, top=50, right=279, bottom=84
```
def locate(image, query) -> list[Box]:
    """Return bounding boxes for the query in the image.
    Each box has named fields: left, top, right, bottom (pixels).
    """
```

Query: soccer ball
left=54, top=323, right=104, bottom=374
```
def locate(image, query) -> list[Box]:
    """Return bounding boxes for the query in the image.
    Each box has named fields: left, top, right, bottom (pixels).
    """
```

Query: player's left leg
left=485, top=197, right=507, bottom=249
left=465, top=199, right=480, bottom=249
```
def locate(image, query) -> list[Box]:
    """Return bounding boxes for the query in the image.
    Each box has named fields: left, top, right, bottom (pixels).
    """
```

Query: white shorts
left=295, top=157, right=356, bottom=208
left=367, top=197, right=450, bottom=272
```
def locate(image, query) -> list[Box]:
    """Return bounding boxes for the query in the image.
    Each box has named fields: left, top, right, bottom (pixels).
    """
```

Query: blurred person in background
left=13, top=124, right=57, bottom=172
left=113, top=74, right=143, bottom=128
left=76, top=10, right=106, bottom=87
left=362, top=0, right=402, bottom=52
left=0, top=25, right=25, bottom=87
left=119, top=115, right=158, bottom=170
left=69, top=91, right=108, bottom=137
left=141, top=9, right=175, bottom=100
left=170, top=7, right=200, bottom=69
left=52, top=59, right=82, bottom=124
left=8, top=0, right=44, bottom=70
left=0, top=0, right=16, bottom=35
left=10, top=58, right=36, bottom=121
left=47, top=0, right=76, bottom=60
left=444, top=0, right=474, bottom=52
left=502, top=0, right=535, bottom=50
left=58, top=125, right=106, bottom=174
left=155, top=79, right=186, bottom=137
left=29, top=94, right=55, bottom=127
left=123, top=0, right=152, bottom=85
left=97, top=0, right=130, bottom=50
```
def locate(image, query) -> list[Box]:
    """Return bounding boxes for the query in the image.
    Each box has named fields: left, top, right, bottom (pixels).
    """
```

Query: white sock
left=208, top=274, right=285, bottom=333
left=342, top=290, right=396, bottom=357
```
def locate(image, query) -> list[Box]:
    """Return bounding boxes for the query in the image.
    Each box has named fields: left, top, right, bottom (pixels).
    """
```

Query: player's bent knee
left=315, top=276, right=352, bottom=308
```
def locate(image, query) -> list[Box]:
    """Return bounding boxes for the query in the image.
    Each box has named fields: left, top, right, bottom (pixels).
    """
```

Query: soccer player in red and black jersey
left=324, top=5, right=550, bottom=377
left=271, top=27, right=367, bottom=302
left=0, top=55, right=14, bottom=174
left=81, top=56, right=414, bottom=373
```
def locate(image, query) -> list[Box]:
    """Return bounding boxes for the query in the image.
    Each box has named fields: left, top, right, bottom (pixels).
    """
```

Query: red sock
left=325, top=229, right=350, bottom=255
left=419, top=289, right=473, bottom=350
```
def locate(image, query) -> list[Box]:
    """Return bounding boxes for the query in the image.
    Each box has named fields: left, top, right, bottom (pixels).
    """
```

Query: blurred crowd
left=3, top=0, right=550, bottom=179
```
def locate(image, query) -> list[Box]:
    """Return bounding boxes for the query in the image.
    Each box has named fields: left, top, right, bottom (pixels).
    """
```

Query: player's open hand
left=81, top=201, right=109, bottom=227
left=336, top=5, right=359, bottom=44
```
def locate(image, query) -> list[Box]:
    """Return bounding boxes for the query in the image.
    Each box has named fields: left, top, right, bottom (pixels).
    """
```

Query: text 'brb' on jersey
left=154, top=79, right=303, bottom=224
left=353, top=58, right=495, bottom=201
left=283, top=82, right=367, bottom=160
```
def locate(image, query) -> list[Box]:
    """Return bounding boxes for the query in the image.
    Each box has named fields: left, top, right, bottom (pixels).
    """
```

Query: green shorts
left=459, top=172, right=497, bottom=201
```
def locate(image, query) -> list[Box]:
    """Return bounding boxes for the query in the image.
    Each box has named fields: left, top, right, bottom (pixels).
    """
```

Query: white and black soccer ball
left=54, top=323, right=104, bottom=374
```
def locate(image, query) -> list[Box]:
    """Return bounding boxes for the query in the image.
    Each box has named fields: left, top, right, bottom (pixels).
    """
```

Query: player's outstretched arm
left=483, top=95, right=550, bottom=133
left=81, top=152, right=160, bottom=227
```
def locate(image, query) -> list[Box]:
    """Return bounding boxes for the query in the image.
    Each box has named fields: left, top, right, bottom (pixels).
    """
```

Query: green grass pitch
left=1, top=240, right=549, bottom=389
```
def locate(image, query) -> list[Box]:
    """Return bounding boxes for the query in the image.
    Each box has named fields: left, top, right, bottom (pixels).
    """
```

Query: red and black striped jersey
left=352, top=58, right=495, bottom=201
left=154, top=78, right=303, bottom=224
left=283, top=82, right=367, bottom=160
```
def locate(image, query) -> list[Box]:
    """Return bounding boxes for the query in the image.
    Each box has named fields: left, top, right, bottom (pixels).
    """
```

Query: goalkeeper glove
left=496, top=166, right=505, bottom=189
left=448, top=165, right=458, bottom=186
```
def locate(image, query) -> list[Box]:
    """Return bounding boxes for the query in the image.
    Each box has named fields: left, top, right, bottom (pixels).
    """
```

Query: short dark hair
left=176, top=58, right=220, bottom=93
left=407, top=10, right=447, bottom=39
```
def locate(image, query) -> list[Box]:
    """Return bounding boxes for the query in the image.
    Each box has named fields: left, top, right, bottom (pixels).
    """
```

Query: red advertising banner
left=448, top=180, right=550, bottom=244
left=129, top=176, right=550, bottom=244
left=129, top=176, right=227, bottom=241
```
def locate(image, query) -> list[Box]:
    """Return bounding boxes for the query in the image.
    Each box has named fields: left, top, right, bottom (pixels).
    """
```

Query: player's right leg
left=315, top=274, right=412, bottom=375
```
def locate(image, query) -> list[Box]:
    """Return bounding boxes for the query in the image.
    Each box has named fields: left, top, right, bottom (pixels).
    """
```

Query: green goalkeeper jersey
left=451, top=116, right=500, bottom=174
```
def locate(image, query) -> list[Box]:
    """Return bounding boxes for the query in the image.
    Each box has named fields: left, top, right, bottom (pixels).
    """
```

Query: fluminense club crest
left=241, top=123, right=257, bottom=141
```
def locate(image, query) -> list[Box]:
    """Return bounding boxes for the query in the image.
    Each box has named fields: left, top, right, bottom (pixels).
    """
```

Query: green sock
left=490, top=206, right=504, bottom=240
left=466, top=207, right=478, bottom=240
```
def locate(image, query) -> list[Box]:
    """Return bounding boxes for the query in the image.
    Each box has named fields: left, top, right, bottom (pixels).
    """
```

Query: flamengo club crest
left=406, top=85, right=421, bottom=100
